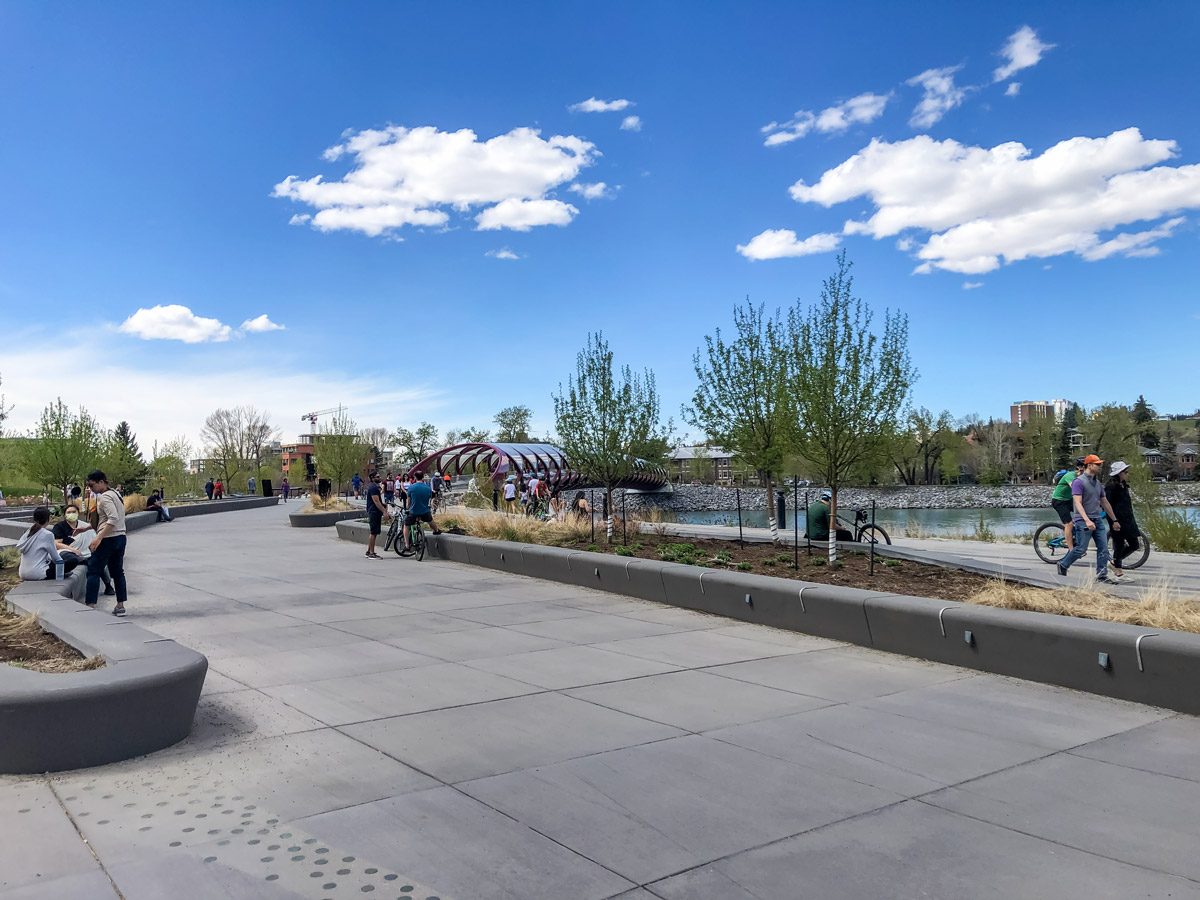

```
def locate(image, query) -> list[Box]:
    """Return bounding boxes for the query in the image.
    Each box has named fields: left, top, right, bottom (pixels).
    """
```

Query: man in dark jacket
left=1105, top=461, right=1140, bottom=582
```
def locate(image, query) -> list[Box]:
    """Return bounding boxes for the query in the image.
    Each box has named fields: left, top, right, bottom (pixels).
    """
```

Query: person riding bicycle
left=1050, top=457, right=1086, bottom=553
left=805, top=490, right=852, bottom=543
left=401, top=471, right=442, bottom=555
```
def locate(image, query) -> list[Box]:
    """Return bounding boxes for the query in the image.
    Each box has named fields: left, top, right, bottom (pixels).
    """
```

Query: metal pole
left=805, top=490, right=811, bottom=555
left=736, top=488, right=744, bottom=549
left=622, top=491, right=627, bottom=546
left=590, top=490, right=595, bottom=543
left=870, top=499, right=876, bottom=576
left=793, top=483, right=799, bottom=569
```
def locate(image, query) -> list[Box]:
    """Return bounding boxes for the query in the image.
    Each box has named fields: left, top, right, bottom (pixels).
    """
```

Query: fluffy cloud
left=568, top=182, right=609, bottom=200
left=994, top=26, right=1055, bottom=82
left=118, top=305, right=286, bottom=342
left=119, top=305, right=233, bottom=343
left=569, top=97, right=632, bottom=113
left=485, top=247, right=520, bottom=260
left=1005, top=82, right=1021, bottom=97
left=736, top=229, right=840, bottom=260
left=962, top=281, right=983, bottom=290
left=780, top=128, right=1200, bottom=273
left=474, top=198, right=578, bottom=231
left=620, top=115, right=642, bottom=132
left=274, top=126, right=598, bottom=237
left=762, top=92, right=890, bottom=146
left=241, top=314, right=285, bottom=333
left=906, top=66, right=968, bottom=128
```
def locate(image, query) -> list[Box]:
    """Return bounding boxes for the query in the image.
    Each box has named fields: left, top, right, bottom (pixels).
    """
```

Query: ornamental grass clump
left=969, top=577, right=1200, bottom=634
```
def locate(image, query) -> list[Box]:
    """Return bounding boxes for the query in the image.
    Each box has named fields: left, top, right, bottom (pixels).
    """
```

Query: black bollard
left=590, top=489, right=595, bottom=543
left=793, top=483, right=799, bottom=569
left=736, top=488, right=744, bottom=549
left=804, top=490, right=811, bottom=556
left=870, top=499, right=877, bottom=575
left=622, top=491, right=627, bottom=546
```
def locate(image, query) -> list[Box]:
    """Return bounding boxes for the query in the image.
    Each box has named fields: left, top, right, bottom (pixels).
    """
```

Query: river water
left=675, top=506, right=1200, bottom=536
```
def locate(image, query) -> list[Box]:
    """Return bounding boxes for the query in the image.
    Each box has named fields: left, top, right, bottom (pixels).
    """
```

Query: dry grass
left=123, top=494, right=147, bottom=514
left=969, top=578, right=1200, bottom=634
left=627, top=507, right=677, bottom=537
left=301, top=497, right=357, bottom=513
left=437, top=511, right=593, bottom=547
left=0, top=611, right=107, bottom=673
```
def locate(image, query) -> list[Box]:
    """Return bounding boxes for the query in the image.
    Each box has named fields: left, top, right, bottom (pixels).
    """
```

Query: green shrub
left=615, top=546, right=634, bottom=557
left=0, top=546, right=19, bottom=570
left=809, top=557, right=827, bottom=566
left=736, top=561, right=752, bottom=571
left=832, top=560, right=843, bottom=569
left=775, top=553, right=792, bottom=563
left=1142, top=509, right=1200, bottom=554
left=762, top=559, right=776, bottom=567
left=587, top=543, right=599, bottom=552
left=883, top=558, right=901, bottom=567
left=630, top=542, right=643, bottom=551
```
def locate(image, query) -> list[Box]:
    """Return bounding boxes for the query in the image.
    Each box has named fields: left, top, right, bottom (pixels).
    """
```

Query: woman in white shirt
left=16, top=507, right=62, bottom=581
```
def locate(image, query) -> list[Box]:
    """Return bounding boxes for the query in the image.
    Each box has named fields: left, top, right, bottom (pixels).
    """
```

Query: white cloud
left=288, top=214, right=311, bottom=226
left=906, top=66, right=968, bottom=128
left=568, top=182, right=609, bottom=200
left=1005, top=82, right=1021, bottom=97
left=274, top=126, right=598, bottom=237
left=762, top=92, right=890, bottom=146
left=962, top=281, right=984, bottom=290
left=240, top=314, right=285, bottom=333
left=994, top=26, right=1055, bottom=82
left=781, top=128, right=1200, bottom=273
left=620, top=115, right=642, bottom=132
left=569, top=97, right=632, bottom=113
left=118, top=305, right=234, bottom=343
left=474, top=198, right=578, bottom=231
left=485, top=247, right=520, bottom=260
left=736, top=229, right=840, bottom=260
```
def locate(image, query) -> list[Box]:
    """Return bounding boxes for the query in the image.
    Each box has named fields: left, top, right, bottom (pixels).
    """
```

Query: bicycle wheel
left=1111, top=533, right=1151, bottom=570
left=857, top=524, right=891, bottom=545
left=412, top=523, right=426, bottom=561
left=382, top=517, right=397, bottom=552
left=1033, top=522, right=1069, bottom=565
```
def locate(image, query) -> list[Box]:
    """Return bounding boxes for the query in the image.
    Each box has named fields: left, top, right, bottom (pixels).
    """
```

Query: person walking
left=1057, top=455, right=1121, bottom=583
left=1105, top=461, right=1140, bottom=582
left=351, top=473, right=362, bottom=499
left=364, top=472, right=390, bottom=559
left=248, top=475, right=256, bottom=496
left=503, top=476, right=517, bottom=514
left=84, top=469, right=129, bottom=615
left=214, top=479, right=224, bottom=500
left=205, top=477, right=215, bottom=500
left=281, top=476, right=290, bottom=502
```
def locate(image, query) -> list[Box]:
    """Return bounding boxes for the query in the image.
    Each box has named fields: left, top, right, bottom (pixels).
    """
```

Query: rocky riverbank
left=610, top=483, right=1200, bottom=511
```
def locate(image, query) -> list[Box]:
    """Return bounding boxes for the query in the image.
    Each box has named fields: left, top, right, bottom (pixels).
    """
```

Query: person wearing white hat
left=1105, top=461, right=1140, bottom=581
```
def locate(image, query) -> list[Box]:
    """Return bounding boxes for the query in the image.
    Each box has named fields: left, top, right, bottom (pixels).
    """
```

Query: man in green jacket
left=1050, top=456, right=1086, bottom=552
left=806, top=490, right=853, bottom=543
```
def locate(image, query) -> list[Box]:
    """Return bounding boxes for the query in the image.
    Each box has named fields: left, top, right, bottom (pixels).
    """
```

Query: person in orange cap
left=1057, top=454, right=1121, bottom=583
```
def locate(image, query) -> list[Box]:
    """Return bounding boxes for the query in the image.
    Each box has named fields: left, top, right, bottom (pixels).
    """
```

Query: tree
left=200, top=406, right=279, bottom=490
left=1160, top=424, right=1179, bottom=481
left=1080, top=404, right=1139, bottom=467
left=784, top=252, right=916, bottom=557
left=1021, top=412, right=1059, bottom=482
left=444, top=426, right=492, bottom=446
left=242, top=407, right=280, bottom=484
left=1132, top=394, right=1158, bottom=449
left=148, top=436, right=196, bottom=498
left=102, top=421, right=148, bottom=492
left=19, top=399, right=104, bottom=500
left=0, top=373, right=11, bottom=437
left=392, top=422, right=440, bottom=468
left=890, top=407, right=955, bottom=485
left=554, top=332, right=670, bottom=541
left=313, top=409, right=371, bottom=496
left=493, top=405, right=533, bottom=443
left=973, top=419, right=1015, bottom=485
left=684, top=301, right=790, bottom=541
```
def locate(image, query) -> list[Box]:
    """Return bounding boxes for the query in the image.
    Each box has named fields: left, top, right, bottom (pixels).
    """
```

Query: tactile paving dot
left=337, top=869, right=351, bottom=876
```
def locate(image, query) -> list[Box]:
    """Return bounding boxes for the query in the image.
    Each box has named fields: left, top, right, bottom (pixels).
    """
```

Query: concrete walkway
left=4, top=503, right=1200, bottom=899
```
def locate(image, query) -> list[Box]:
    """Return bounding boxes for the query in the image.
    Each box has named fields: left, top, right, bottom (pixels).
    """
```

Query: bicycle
left=381, top=502, right=426, bottom=560
left=820, top=507, right=891, bottom=545
left=1032, top=521, right=1150, bottom=569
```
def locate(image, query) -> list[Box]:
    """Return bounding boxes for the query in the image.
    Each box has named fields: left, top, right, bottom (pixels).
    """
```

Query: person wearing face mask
left=53, top=501, right=115, bottom=595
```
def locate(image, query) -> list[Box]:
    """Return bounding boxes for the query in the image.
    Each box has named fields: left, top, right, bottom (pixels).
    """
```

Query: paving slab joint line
left=47, top=778, right=126, bottom=900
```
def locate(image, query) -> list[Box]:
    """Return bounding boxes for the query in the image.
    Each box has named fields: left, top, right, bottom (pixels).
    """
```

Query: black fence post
left=590, top=489, right=595, bottom=544
left=804, top=490, right=811, bottom=556
left=870, top=499, right=877, bottom=576
left=736, top=488, right=744, bottom=549
left=622, top=491, right=627, bottom=546
left=793, top=483, right=799, bottom=569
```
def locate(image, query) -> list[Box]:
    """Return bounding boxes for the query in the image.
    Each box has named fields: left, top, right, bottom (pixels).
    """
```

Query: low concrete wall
left=291, top=508, right=367, bottom=528
left=1, top=581, right=208, bottom=774
left=0, top=496, right=280, bottom=540
left=337, top=526, right=1200, bottom=716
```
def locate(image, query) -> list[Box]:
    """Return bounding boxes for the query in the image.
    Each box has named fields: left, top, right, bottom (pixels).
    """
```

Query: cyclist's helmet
left=820, top=489, right=832, bottom=500
left=1075, top=456, right=1087, bottom=467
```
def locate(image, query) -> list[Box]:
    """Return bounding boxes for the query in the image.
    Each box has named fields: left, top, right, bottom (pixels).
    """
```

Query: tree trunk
left=763, top=472, right=779, bottom=543
left=605, top=486, right=614, bottom=542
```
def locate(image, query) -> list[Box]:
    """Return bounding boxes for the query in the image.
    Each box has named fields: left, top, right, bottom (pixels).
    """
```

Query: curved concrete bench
left=335, top=526, right=1200, bottom=716
left=292, top=508, right=367, bottom=528
left=1, top=581, right=207, bottom=774
left=0, top=496, right=280, bottom=541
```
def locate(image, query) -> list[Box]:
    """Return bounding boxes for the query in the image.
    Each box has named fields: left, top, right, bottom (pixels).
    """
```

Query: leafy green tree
left=1132, top=394, right=1158, bottom=449
left=493, top=406, right=533, bottom=443
left=445, top=426, right=492, bottom=445
left=314, top=409, right=371, bottom=496
left=890, top=407, right=955, bottom=485
left=784, top=252, right=916, bottom=557
left=391, top=422, right=440, bottom=468
left=19, top=399, right=104, bottom=500
left=1160, top=424, right=1179, bottom=481
left=554, top=332, right=670, bottom=541
left=1021, top=412, right=1059, bottom=482
left=102, top=421, right=148, bottom=492
left=0, top=373, right=11, bottom=437
left=684, top=301, right=790, bottom=540
left=1079, top=404, right=1139, bottom=467
left=148, top=436, right=196, bottom=498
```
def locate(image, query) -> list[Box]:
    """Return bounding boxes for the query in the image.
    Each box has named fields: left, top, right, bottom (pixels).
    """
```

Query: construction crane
left=300, top=406, right=345, bottom=429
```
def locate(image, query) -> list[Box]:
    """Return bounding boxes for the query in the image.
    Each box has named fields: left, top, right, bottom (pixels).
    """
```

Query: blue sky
left=3, top=1, right=1198, bottom=451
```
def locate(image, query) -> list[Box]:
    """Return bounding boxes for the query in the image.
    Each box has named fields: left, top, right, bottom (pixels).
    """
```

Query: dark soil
left=579, top=535, right=1000, bottom=601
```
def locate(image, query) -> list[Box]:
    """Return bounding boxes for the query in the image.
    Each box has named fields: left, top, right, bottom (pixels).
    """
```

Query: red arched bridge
left=410, top=442, right=668, bottom=490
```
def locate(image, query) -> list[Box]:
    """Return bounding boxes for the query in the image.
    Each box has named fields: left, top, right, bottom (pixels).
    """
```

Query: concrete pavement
left=4, top=502, right=1200, bottom=899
